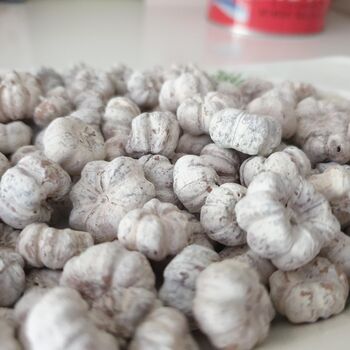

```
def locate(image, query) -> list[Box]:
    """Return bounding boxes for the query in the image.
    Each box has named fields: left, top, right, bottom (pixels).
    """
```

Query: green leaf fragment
left=213, top=70, right=244, bottom=86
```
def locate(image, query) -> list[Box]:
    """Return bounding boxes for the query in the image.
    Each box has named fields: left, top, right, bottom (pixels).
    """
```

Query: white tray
left=221, top=56, right=350, bottom=98
left=202, top=56, right=350, bottom=350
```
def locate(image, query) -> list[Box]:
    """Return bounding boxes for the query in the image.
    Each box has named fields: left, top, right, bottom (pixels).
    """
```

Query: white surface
left=229, top=56, right=350, bottom=97
left=196, top=310, right=350, bottom=350
left=0, top=0, right=350, bottom=70
left=1, top=1, right=350, bottom=349
left=259, top=310, right=350, bottom=350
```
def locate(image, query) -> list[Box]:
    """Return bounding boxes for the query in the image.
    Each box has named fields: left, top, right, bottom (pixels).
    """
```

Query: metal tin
left=208, top=0, right=331, bottom=35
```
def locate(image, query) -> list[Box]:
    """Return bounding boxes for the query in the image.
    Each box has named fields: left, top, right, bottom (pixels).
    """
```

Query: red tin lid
left=208, top=0, right=331, bottom=34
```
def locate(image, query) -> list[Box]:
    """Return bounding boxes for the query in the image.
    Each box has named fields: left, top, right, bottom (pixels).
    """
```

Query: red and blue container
left=208, top=0, right=331, bottom=34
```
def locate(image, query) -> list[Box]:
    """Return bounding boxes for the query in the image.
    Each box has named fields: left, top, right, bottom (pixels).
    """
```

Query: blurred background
left=0, top=0, right=349, bottom=71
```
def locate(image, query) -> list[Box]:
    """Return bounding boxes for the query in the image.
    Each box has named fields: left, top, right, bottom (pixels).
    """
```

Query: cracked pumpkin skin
left=200, top=143, right=241, bottom=184
left=0, top=152, right=10, bottom=178
left=236, top=172, right=340, bottom=271
left=193, top=260, right=275, bottom=350
left=240, top=145, right=311, bottom=187
left=129, top=306, right=199, bottom=350
left=0, top=317, right=21, bottom=350
left=176, top=91, right=237, bottom=136
left=0, top=250, right=25, bottom=307
left=209, top=108, right=282, bottom=156
left=138, top=155, right=177, bottom=204
left=69, top=157, right=155, bottom=243
left=294, top=97, right=350, bottom=164
left=43, top=116, right=106, bottom=176
left=60, top=241, right=156, bottom=338
left=0, top=71, right=42, bottom=123
left=160, top=71, right=214, bottom=113
left=201, top=183, right=247, bottom=247
left=0, top=121, right=32, bottom=155
left=126, top=111, right=180, bottom=158
left=118, top=198, right=200, bottom=261
left=0, top=154, right=71, bottom=229
left=173, top=155, right=221, bottom=213
left=219, top=245, right=276, bottom=286
left=269, top=257, right=349, bottom=323
left=176, top=133, right=212, bottom=155
left=16, top=223, right=93, bottom=269
left=24, top=287, right=119, bottom=350
left=159, top=244, right=219, bottom=319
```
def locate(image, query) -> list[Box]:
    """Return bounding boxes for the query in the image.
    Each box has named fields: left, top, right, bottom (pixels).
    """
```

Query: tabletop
left=1, top=2, right=350, bottom=349
left=0, top=0, right=350, bottom=70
